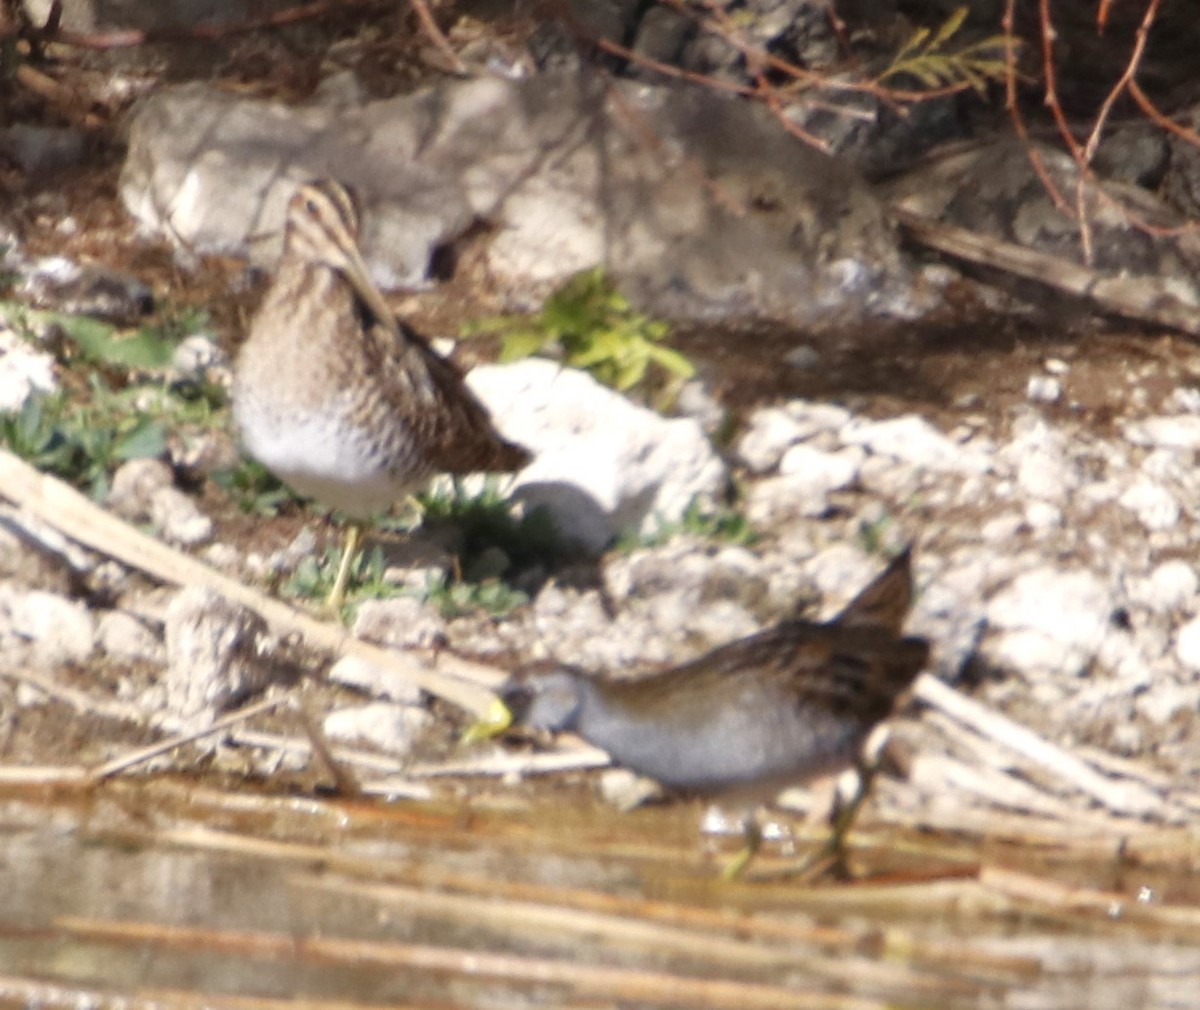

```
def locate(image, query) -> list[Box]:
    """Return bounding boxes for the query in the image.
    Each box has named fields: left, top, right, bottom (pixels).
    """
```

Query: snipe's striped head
left=283, top=179, right=362, bottom=268
left=282, top=179, right=394, bottom=326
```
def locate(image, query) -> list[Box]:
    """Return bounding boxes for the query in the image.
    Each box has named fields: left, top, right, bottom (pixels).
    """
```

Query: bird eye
left=304, top=198, right=319, bottom=214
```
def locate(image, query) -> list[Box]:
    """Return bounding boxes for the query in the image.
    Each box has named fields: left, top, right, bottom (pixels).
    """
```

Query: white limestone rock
left=1118, top=477, right=1180, bottom=532
left=109, top=458, right=213, bottom=546
left=0, top=584, right=95, bottom=669
left=353, top=596, right=445, bottom=651
left=162, top=587, right=272, bottom=727
left=1123, top=415, right=1200, bottom=449
left=842, top=414, right=990, bottom=474
left=1135, top=560, right=1198, bottom=614
left=985, top=567, right=1115, bottom=679
left=778, top=442, right=863, bottom=485
left=1000, top=418, right=1078, bottom=502
left=323, top=702, right=432, bottom=754
left=467, top=359, right=727, bottom=551
left=735, top=406, right=806, bottom=473
left=0, top=326, right=57, bottom=411
left=97, top=609, right=165, bottom=665
left=1174, top=616, right=1200, bottom=672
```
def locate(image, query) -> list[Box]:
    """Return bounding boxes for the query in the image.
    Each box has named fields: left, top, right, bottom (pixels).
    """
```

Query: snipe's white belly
left=233, top=398, right=423, bottom=518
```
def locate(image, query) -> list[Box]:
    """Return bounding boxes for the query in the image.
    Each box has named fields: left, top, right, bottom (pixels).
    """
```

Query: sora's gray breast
left=576, top=679, right=862, bottom=795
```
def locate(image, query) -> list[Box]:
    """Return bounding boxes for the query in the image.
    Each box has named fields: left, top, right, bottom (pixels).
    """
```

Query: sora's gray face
left=502, top=670, right=586, bottom=733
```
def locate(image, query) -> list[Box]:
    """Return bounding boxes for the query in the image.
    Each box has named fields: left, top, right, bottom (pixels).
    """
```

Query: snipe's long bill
left=492, top=547, right=930, bottom=876
left=232, top=179, right=531, bottom=609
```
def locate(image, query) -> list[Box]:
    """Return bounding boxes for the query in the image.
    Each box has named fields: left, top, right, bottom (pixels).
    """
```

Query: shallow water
left=2, top=779, right=1198, bottom=1010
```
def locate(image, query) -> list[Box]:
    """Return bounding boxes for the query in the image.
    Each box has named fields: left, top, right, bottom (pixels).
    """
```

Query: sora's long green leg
left=755, top=757, right=879, bottom=882
left=326, top=521, right=362, bottom=613
left=823, top=754, right=878, bottom=876
left=721, top=817, right=763, bottom=880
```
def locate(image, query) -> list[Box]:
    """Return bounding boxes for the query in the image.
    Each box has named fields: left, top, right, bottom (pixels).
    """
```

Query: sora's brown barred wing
left=593, top=622, right=839, bottom=721
left=835, top=545, right=915, bottom=633
left=599, top=621, right=928, bottom=723
left=786, top=625, right=930, bottom=726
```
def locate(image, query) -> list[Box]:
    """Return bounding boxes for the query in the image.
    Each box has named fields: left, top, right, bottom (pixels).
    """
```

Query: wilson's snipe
left=491, top=547, right=929, bottom=877
left=233, top=180, right=531, bottom=608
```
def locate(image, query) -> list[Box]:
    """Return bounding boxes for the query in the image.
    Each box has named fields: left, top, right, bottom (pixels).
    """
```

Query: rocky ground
left=4, top=217, right=1200, bottom=838
left=3, top=1, right=1200, bottom=849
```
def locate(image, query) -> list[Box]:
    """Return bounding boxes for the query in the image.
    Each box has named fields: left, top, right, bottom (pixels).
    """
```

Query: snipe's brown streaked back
left=232, top=179, right=531, bottom=607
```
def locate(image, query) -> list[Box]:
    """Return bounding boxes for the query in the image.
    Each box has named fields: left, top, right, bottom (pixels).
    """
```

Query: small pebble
left=1026, top=375, right=1061, bottom=403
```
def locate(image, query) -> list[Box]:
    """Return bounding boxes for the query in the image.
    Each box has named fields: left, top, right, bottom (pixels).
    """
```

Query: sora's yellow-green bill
left=461, top=696, right=514, bottom=744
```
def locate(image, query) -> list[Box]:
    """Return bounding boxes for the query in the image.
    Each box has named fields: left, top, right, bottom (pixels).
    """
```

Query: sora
left=494, top=547, right=929, bottom=875
left=232, top=180, right=531, bottom=609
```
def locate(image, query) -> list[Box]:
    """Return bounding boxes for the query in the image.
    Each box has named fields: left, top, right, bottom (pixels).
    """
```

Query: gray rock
left=674, top=379, right=725, bottom=435
left=0, top=584, right=95, bottom=669
left=779, top=443, right=862, bottom=487
left=109, top=458, right=174, bottom=518
left=746, top=470, right=838, bottom=523
left=109, top=459, right=213, bottom=546
left=120, top=73, right=903, bottom=326
left=886, top=137, right=1200, bottom=315
left=784, top=400, right=854, bottom=438
left=1001, top=418, right=1078, bottom=502
left=96, top=610, right=165, bottom=665
left=162, top=587, right=272, bottom=727
left=1135, top=681, right=1198, bottom=726
left=467, top=359, right=727, bottom=551
left=245, top=527, right=319, bottom=580
left=0, top=125, right=86, bottom=174
left=529, top=584, right=663, bottom=670
left=353, top=596, right=446, bottom=651
left=172, top=333, right=228, bottom=382
left=598, top=768, right=660, bottom=811
left=19, top=255, right=153, bottom=322
left=605, top=543, right=767, bottom=641
left=323, top=702, right=431, bottom=755
left=804, top=544, right=889, bottom=616
left=328, top=655, right=424, bottom=707
left=1022, top=500, right=1063, bottom=532
left=855, top=456, right=922, bottom=502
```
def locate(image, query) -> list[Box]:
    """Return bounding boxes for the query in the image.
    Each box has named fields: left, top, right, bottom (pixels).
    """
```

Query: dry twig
left=0, top=449, right=504, bottom=717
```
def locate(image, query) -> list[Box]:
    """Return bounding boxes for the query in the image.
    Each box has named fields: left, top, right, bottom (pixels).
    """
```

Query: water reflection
left=1, top=784, right=1199, bottom=1010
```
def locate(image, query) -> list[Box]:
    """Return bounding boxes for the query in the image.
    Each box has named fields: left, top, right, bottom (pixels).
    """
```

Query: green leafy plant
left=1, top=385, right=167, bottom=499
left=282, top=538, right=530, bottom=618
left=281, top=481, right=564, bottom=617
left=420, top=571, right=529, bottom=619
left=464, top=268, right=694, bottom=399
left=284, top=543, right=402, bottom=611
left=857, top=513, right=897, bottom=556
left=211, top=458, right=301, bottom=517
left=417, top=478, right=568, bottom=577
left=0, top=301, right=233, bottom=500
left=878, top=6, right=1011, bottom=94
left=0, top=300, right=179, bottom=370
left=620, top=498, right=759, bottom=551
